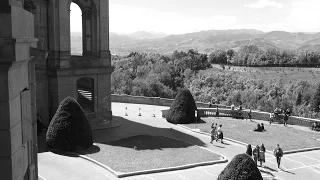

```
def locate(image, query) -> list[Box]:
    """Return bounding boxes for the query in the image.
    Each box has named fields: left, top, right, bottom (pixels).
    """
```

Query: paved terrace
left=38, top=102, right=320, bottom=180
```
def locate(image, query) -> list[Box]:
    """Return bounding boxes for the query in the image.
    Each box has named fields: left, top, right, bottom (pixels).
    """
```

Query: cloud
left=282, top=0, right=320, bottom=32
left=110, top=4, right=239, bottom=34
left=244, top=0, right=283, bottom=9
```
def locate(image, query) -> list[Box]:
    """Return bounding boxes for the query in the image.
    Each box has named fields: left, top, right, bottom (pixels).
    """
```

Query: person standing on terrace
left=216, top=107, right=219, bottom=119
left=246, top=144, right=253, bottom=157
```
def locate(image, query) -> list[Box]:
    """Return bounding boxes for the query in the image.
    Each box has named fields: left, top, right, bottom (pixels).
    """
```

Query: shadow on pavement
left=39, top=115, right=208, bottom=155
left=93, top=116, right=207, bottom=148
left=263, top=166, right=278, bottom=172
left=211, top=144, right=225, bottom=148
left=98, top=135, right=193, bottom=150
left=259, top=169, right=275, bottom=177
left=37, top=129, right=49, bottom=153
left=78, top=145, right=101, bottom=155
left=280, top=168, right=295, bottom=174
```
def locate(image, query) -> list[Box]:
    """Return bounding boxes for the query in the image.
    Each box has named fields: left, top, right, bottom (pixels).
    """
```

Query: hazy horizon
left=70, top=0, right=320, bottom=35
left=70, top=29, right=320, bottom=36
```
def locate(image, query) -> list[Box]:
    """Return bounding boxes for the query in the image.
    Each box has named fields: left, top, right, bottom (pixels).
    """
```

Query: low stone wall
left=112, top=94, right=319, bottom=127
left=111, top=94, right=210, bottom=108
left=162, top=108, right=320, bottom=127
left=197, top=108, right=320, bottom=127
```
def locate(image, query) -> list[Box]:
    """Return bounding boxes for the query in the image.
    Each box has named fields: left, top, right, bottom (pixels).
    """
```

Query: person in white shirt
left=216, top=125, right=223, bottom=143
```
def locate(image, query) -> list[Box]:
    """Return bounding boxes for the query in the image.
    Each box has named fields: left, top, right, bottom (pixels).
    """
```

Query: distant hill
left=71, top=29, right=320, bottom=56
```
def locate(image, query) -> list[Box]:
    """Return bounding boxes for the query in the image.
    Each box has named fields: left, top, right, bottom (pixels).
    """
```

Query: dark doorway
left=77, top=77, right=94, bottom=113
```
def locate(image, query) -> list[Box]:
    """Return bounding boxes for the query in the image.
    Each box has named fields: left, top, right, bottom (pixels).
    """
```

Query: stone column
left=82, top=9, right=92, bottom=56
left=99, top=0, right=111, bottom=64
left=47, top=0, right=60, bottom=69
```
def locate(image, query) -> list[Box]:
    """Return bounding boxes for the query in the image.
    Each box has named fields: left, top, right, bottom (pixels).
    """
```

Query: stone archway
left=77, top=77, right=94, bottom=113
left=69, top=0, right=99, bottom=57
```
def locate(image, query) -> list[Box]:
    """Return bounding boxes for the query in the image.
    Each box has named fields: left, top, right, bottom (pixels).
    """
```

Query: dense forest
left=111, top=49, right=320, bottom=119
left=209, top=45, right=320, bottom=67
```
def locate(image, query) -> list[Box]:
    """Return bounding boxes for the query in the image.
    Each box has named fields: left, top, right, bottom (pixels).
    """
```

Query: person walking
left=259, top=143, right=266, bottom=167
left=253, top=145, right=260, bottom=166
left=216, top=125, right=223, bottom=143
left=210, top=123, right=216, bottom=143
left=273, top=144, right=284, bottom=168
left=246, top=144, right=253, bottom=157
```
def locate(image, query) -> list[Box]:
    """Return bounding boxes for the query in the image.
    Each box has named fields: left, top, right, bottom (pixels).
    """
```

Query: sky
left=71, top=0, right=320, bottom=35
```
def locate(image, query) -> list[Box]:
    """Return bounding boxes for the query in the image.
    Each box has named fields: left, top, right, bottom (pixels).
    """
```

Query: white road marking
left=38, top=175, right=47, bottom=180
left=203, top=170, right=217, bottom=176
left=302, top=155, right=320, bottom=162
left=285, top=164, right=320, bottom=171
left=179, top=174, right=191, bottom=180
left=145, top=175, right=155, bottom=180
left=307, top=166, right=320, bottom=175
left=266, top=159, right=278, bottom=165
left=284, top=157, right=307, bottom=167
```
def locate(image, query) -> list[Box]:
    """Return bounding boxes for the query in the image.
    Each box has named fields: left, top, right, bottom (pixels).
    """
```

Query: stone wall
left=111, top=94, right=211, bottom=108
left=36, top=69, right=49, bottom=125
left=181, top=108, right=319, bottom=127
left=0, top=4, right=38, bottom=180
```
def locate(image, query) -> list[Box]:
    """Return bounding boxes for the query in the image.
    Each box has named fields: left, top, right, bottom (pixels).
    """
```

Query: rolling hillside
left=71, top=29, right=320, bottom=55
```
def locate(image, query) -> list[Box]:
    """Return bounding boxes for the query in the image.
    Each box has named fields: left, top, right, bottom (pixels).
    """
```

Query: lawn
left=84, top=135, right=223, bottom=173
left=185, top=117, right=320, bottom=152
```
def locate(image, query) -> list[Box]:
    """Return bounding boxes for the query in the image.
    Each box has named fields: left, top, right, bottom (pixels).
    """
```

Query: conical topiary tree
left=218, top=153, right=263, bottom=180
left=46, top=96, right=93, bottom=151
left=166, top=88, right=197, bottom=124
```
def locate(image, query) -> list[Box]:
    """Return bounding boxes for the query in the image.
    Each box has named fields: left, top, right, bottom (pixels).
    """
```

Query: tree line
left=112, top=50, right=320, bottom=119
left=209, top=45, right=320, bottom=67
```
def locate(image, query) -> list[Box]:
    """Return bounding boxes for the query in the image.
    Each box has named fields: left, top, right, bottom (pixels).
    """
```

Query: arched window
left=70, top=2, right=83, bottom=56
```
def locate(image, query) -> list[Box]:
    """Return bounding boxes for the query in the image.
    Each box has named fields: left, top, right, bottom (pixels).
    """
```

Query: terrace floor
left=38, top=102, right=320, bottom=180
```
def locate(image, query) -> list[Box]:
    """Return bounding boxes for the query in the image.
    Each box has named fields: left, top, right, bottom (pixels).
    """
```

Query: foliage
left=166, top=88, right=197, bottom=124
left=296, top=91, right=302, bottom=106
left=217, top=153, right=263, bottom=180
left=112, top=50, right=320, bottom=119
left=311, top=83, right=320, bottom=113
left=46, top=97, right=93, bottom=151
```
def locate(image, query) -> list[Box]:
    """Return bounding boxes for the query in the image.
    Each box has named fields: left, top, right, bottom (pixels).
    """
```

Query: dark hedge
left=166, top=88, right=197, bottom=124
left=46, top=96, right=93, bottom=151
left=218, top=153, right=263, bottom=180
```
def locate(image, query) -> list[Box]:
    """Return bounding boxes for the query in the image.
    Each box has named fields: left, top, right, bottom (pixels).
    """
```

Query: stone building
left=0, top=0, right=113, bottom=179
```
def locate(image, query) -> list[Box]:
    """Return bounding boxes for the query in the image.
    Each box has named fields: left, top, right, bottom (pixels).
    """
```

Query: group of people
left=246, top=143, right=284, bottom=169
left=311, top=122, right=320, bottom=131
left=271, top=108, right=291, bottom=126
left=210, top=123, right=223, bottom=143
left=253, top=123, right=265, bottom=132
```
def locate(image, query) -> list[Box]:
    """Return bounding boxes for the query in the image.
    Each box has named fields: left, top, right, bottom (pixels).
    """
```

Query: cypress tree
left=311, top=83, right=320, bottom=113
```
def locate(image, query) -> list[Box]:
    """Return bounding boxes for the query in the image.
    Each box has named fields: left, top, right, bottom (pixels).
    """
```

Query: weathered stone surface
left=1, top=1, right=112, bottom=179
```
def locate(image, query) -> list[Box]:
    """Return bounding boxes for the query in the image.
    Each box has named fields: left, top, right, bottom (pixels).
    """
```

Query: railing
left=161, top=107, right=320, bottom=127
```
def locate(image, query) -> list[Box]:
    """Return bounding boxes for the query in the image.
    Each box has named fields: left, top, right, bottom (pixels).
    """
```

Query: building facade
left=0, top=0, right=113, bottom=179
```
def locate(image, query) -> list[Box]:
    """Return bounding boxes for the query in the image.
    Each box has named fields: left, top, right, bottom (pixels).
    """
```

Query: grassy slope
left=185, top=117, right=320, bottom=152
left=85, top=135, right=222, bottom=173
